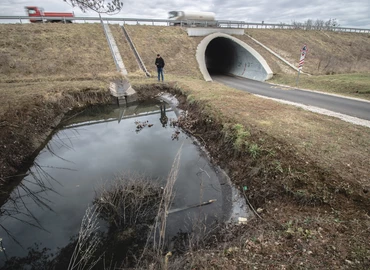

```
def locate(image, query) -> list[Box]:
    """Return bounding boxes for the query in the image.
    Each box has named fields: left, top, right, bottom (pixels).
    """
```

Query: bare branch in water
left=153, top=142, right=184, bottom=254
left=67, top=205, right=103, bottom=270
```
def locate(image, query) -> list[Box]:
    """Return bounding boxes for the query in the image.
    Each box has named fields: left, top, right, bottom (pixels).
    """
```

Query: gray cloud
left=0, top=0, right=369, bottom=28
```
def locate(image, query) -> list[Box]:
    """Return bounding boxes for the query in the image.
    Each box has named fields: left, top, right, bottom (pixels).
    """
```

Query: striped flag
left=298, top=44, right=308, bottom=70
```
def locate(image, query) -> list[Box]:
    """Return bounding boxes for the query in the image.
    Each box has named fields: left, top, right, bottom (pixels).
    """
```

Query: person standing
left=155, top=54, right=165, bottom=82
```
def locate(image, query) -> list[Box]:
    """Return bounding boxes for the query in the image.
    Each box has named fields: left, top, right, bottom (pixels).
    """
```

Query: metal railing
left=1, top=16, right=369, bottom=33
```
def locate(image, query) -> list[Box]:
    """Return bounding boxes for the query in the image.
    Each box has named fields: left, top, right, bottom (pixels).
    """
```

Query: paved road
left=213, top=75, right=370, bottom=121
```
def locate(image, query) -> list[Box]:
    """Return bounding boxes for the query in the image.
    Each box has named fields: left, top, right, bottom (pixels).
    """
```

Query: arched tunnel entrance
left=196, top=33, right=273, bottom=82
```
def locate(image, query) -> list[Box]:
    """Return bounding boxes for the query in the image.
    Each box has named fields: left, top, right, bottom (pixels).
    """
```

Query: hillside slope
left=113, top=25, right=370, bottom=77
left=241, top=29, right=370, bottom=75
left=2, top=24, right=369, bottom=81
left=122, top=25, right=203, bottom=79
left=0, top=24, right=116, bottom=81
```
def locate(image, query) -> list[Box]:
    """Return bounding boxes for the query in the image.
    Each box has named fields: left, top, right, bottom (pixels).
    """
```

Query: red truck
left=25, top=6, right=74, bottom=23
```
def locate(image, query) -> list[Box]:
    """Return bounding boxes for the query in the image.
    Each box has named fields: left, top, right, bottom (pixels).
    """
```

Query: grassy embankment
left=0, top=24, right=369, bottom=268
left=0, top=23, right=119, bottom=182
left=239, top=29, right=370, bottom=99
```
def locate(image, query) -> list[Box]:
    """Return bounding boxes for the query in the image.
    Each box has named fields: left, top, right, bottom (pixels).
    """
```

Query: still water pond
left=0, top=101, right=227, bottom=264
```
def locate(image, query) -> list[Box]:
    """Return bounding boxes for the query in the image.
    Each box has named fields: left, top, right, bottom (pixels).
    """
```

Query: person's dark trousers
left=157, top=67, right=164, bottom=81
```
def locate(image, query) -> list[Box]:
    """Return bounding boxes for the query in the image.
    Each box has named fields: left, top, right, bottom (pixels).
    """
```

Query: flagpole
left=296, top=44, right=308, bottom=89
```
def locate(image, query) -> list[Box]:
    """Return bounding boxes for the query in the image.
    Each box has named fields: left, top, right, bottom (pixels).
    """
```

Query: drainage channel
left=121, top=25, right=151, bottom=77
left=0, top=98, right=251, bottom=268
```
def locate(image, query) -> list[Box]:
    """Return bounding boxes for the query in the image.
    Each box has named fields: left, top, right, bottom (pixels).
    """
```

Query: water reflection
left=160, top=103, right=168, bottom=127
left=0, top=101, right=225, bottom=267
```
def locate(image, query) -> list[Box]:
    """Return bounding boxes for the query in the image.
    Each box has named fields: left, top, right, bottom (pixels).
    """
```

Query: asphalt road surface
left=213, top=75, right=370, bottom=121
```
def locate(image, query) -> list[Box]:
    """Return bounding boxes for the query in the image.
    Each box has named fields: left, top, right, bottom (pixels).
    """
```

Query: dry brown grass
left=0, top=23, right=116, bottom=81
left=0, top=77, right=115, bottom=118
left=123, top=25, right=203, bottom=79
left=174, top=77, right=370, bottom=268
left=241, top=29, right=370, bottom=75
left=183, top=76, right=370, bottom=187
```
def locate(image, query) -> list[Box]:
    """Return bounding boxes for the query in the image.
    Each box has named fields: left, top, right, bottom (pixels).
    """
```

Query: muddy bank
left=0, top=89, right=111, bottom=198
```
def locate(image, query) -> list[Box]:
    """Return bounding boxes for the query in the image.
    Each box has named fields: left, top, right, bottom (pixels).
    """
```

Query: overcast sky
left=1, top=0, right=370, bottom=28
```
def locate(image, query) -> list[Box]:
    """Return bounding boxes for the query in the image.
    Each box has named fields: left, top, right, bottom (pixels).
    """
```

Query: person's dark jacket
left=155, top=57, right=165, bottom=68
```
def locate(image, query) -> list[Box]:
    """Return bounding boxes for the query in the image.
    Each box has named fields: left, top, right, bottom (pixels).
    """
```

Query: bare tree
left=64, top=0, right=123, bottom=14
left=291, top=20, right=303, bottom=30
left=315, top=19, right=325, bottom=30
left=279, top=22, right=286, bottom=29
left=304, top=19, right=313, bottom=30
left=291, top=18, right=340, bottom=31
left=324, top=18, right=340, bottom=30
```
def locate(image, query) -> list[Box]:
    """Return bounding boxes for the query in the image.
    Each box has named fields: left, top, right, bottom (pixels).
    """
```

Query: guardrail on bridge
left=0, top=16, right=369, bottom=33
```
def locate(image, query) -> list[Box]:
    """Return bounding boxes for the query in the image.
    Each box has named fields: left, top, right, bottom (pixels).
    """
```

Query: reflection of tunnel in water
left=201, top=35, right=272, bottom=81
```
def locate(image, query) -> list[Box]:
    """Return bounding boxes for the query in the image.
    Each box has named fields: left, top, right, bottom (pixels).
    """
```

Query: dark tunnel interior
left=205, top=37, right=238, bottom=75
